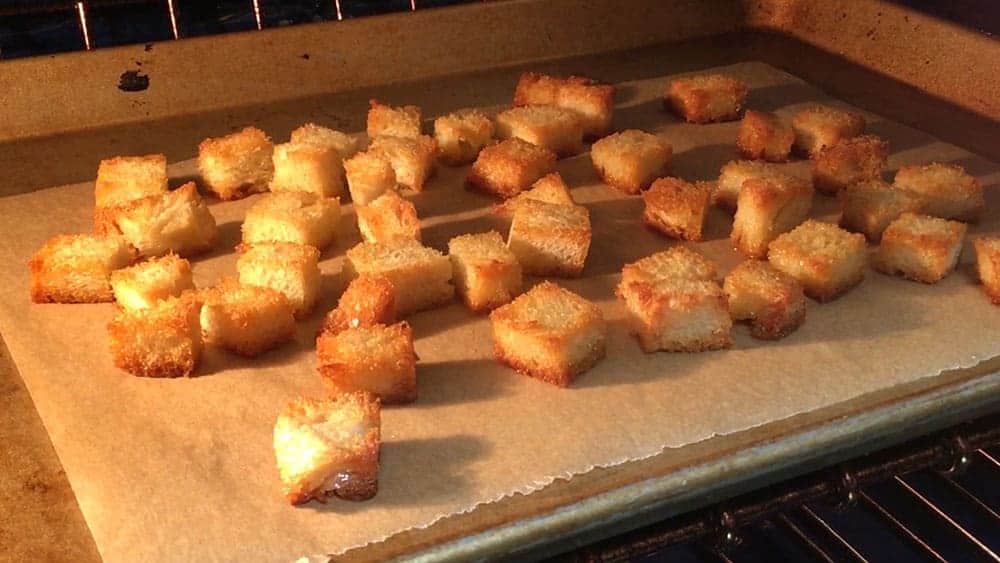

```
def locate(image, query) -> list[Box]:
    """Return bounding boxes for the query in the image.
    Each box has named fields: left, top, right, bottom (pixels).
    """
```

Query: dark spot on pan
left=301, top=53, right=310, bottom=60
left=144, top=43, right=154, bottom=52
left=118, top=70, right=150, bottom=92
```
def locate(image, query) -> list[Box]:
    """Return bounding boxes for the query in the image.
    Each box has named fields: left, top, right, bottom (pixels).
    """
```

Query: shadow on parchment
left=744, top=82, right=818, bottom=113
left=613, top=97, right=675, bottom=131
left=671, top=143, right=740, bottom=181
left=416, top=359, right=516, bottom=406
left=421, top=214, right=506, bottom=251
left=195, top=219, right=242, bottom=262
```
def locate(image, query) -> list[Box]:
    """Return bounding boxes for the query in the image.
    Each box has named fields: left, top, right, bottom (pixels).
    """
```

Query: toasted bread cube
left=839, top=179, right=920, bottom=240
left=241, top=192, right=341, bottom=250
left=723, top=260, right=806, bottom=340
left=767, top=220, right=868, bottom=301
left=433, top=109, right=495, bottom=165
left=270, top=141, right=345, bottom=199
left=893, top=162, right=984, bottom=222
left=495, top=105, right=584, bottom=157
left=513, top=72, right=562, bottom=106
left=345, top=239, right=453, bottom=316
left=643, top=177, right=712, bottom=241
left=813, top=135, right=888, bottom=195
left=107, top=292, right=202, bottom=377
left=490, top=281, right=606, bottom=386
left=368, top=135, right=437, bottom=192
left=317, top=322, right=417, bottom=404
left=731, top=173, right=814, bottom=258
left=110, top=254, right=194, bottom=310
left=736, top=110, right=794, bottom=162
left=792, top=106, right=865, bottom=157
left=237, top=242, right=321, bottom=319
left=714, top=160, right=786, bottom=211
left=467, top=138, right=557, bottom=199
left=273, top=393, right=380, bottom=504
left=320, top=274, right=396, bottom=336
left=514, top=72, right=615, bottom=138
left=198, top=126, right=274, bottom=200
left=872, top=213, right=967, bottom=284
left=619, top=247, right=718, bottom=287
left=664, top=73, right=747, bottom=124
left=590, top=129, right=672, bottom=195
left=508, top=200, right=591, bottom=277
left=290, top=123, right=363, bottom=159
left=974, top=237, right=1000, bottom=305
left=200, top=278, right=296, bottom=356
left=449, top=231, right=523, bottom=312
left=619, top=277, right=731, bottom=353
left=356, top=192, right=421, bottom=244
left=108, top=182, right=218, bottom=258
left=29, top=234, right=137, bottom=303
left=367, top=99, right=421, bottom=139
left=493, top=172, right=575, bottom=217
left=94, top=154, right=168, bottom=233
left=344, top=150, right=397, bottom=206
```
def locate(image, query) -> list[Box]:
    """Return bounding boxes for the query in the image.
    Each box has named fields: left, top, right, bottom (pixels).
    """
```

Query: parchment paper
left=1, top=62, right=998, bottom=562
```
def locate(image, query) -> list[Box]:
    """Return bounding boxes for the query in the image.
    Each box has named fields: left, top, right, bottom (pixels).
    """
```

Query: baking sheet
left=0, top=62, right=997, bottom=562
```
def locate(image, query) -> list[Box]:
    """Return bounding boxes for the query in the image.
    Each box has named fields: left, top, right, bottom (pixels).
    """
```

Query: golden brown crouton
left=344, top=150, right=397, bottom=206
left=508, top=200, right=591, bottom=277
left=368, top=135, right=437, bottom=192
left=974, top=237, right=1000, bottom=305
left=619, top=246, right=718, bottom=287
left=197, top=126, right=274, bottom=200
left=736, top=110, right=794, bottom=162
left=449, top=231, right=523, bottom=312
left=872, top=213, right=967, bottom=284
left=107, top=292, right=202, bottom=377
left=893, top=162, right=984, bottom=222
left=731, top=173, right=814, bottom=258
left=106, top=182, right=218, bottom=258
left=768, top=220, right=868, bottom=301
left=664, top=73, right=748, bottom=124
left=241, top=191, right=341, bottom=250
left=367, top=99, right=422, bottom=139
left=723, top=260, right=806, bottom=340
left=319, top=274, right=396, bottom=336
left=642, top=177, right=712, bottom=241
left=713, top=160, right=791, bottom=212
left=493, top=172, right=575, bottom=217
left=290, top=123, right=363, bottom=159
left=590, top=129, right=672, bottom=195
left=270, top=140, right=346, bottom=199
left=237, top=242, right=321, bottom=319
left=495, top=105, right=584, bottom=158
left=839, top=179, right=920, bottom=241
left=433, top=109, right=495, bottom=165
left=29, top=234, right=137, bottom=303
left=513, top=72, right=616, bottom=138
left=513, top=72, right=562, bottom=106
left=200, top=278, right=296, bottom=356
left=94, top=154, right=168, bottom=233
left=467, top=138, right=557, bottom=199
left=490, top=281, right=606, bottom=386
left=317, top=322, right=417, bottom=404
left=110, top=254, right=195, bottom=310
left=356, top=191, right=421, bottom=244
left=812, top=135, right=888, bottom=195
left=273, top=392, right=380, bottom=504
left=344, top=238, right=453, bottom=316
left=791, top=106, right=865, bottom=157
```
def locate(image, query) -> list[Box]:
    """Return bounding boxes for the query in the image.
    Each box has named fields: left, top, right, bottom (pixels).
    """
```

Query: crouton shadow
left=745, top=82, right=820, bottom=113
left=867, top=119, right=928, bottom=154
left=417, top=359, right=514, bottom=406
left=169, top=174, right=200, bottom=190
left=406, top=302, right=476, bottom=339
left=421, top=214, right=506, bottom=251
left=614, top=98, right=674, bottom=131
left=672, top=143, right=739, bottom=181
left=197, top=220, right=242, bottom=261
left=947, top=155, right=998, bottom=183
left=198, top=335, right=310, bottom=376
left=583, top=197, right=672, bottom=277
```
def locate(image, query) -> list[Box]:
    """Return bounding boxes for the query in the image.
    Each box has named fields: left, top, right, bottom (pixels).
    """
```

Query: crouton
left=642, top=177, right=712, bottom=241
left=813, top=135, right=888, bottom=195
left=893, top=162, right=984, bottom=222
left=367, top=99, right=422, bottom=139
left=368, top=135, right=437, bottom=192
left=713, top=160, right=788, bottom=212
left=290, top=123, right=362, bottom=159
left=110, top=254, right=194, bottom=310
left=590, top=129, right=672, bottom=195
left=513, top=72, right=562, bottom=106
left=490, top=281, right=606, bottom=386
left=495, top=105, right=584, bottom=157
left=767, top=219, right=868, bottom=301
left=319, top=274, right=396, bottom=336
left=345, top=238, right=453, bottom=316
left=433, top=109, right=495, bottom=165
left=106, top=182, right=218, bottom=258
left=513, top=72, right=616, bottom=138
left=872, top=213, right=967, bottom=283
left=241, top=192, right=341, bottom=250
left=664, top=73, right=748, bottom=124
left=619, top=246, right=717, bottom=287
left=356, top=191, right=421, bottom=244
left=317, top=322, right=417, bottom=404
left=198, top=126, right=274, bottom=200
left=344, top=150, right=397, bottom=206
left=839, top=179, right=920, bottom=241
left=792, top=106, right=865, bottom=157
left=974, top=237, right=1000, bottom=305
left=731, top=173, right=814, bottom=258
left=493, top=172, right=575, bottom=217
left=736, top=110, right=794, bottom=162
left=237, top=242, right=321, bottom=319
left=200, top=278, right=296, bottom=356
left=508, top=200, right=591, bottom=277
left=723, top=260, right=806, bottom=339
left=273, top=392, right=380, bottom=504
left=107, top=292, right=202, bottom=377
left=29, top=234, right=137, bottom=303
left=270, top=140, right=346, bottom=199
left=449, top=231, right=523, bottom=312
left=467, top=138, right=557, bottom=199
left=94, top=154, right=168, bottom=233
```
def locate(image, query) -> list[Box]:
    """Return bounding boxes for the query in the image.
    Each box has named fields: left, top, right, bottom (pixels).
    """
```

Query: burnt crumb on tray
left=118, top=70, right=150, bottom=92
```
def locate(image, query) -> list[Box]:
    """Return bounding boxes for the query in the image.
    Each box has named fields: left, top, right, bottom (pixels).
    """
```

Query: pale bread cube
left=839, top=179, right=920, bottom=241
left=198, top=126, right=274, bottom=200
left=110, top=254, right=194, bottom=310
left=513, top=72, right=615, bottom=138
left=813, top=135, right=888, bottom=195
left=642, top=177, right=712, bottom=241
left=873, top=213, right=967, bottom=283
left=792, top=106, right=865, bottom=157
left=241, top=191, right=340, bottom=250
left=273, top=392, right=380, bottom=504
left=767, top=220, right=868, bottom=301
left=449, top=231, right=523, bottom=312
left=433, top=109, right=495, bottom=165
left=107, top=292, right=202, bottom=378
left=344, top=150, right=397, bottom=206
left=368, top=135, right=437, bottom=192
left=490, top=281, right=606, bottom=386
left=367, top=99, right=421, bottom=139
left=974, top=237, right=1000, bottom=305
left=736, top=110, right=794, bottom=162
left=356, top=191, right=421, bottom=244
left=344, top=238, right=453, bottom=316
left=237, top=242, right=321, bottom=319
left=495, top=105, right=584, bottom=157
left=467, top=138, right=557, bottom=199
left=270, top=140, right=345, bottom=199
left=731, top=173, right=814, bottom=258
left=590, top=129, right=672, bottom=194
left=320, top=274, right=396, bottom=336
left=29, top=234, right=137, bottom=303
left=508, top=200, right=591, bottom=277
left=619, top=246, right=718, bottom=287
left=290, top=123, right=362, bottom=159
left=714, top=160, right=787, bottom=212
left=664, top=73, right=747, bottom=124
left=893, top=162, right=984, bottom=221
left=200, top=278, right=296, bottom=356
left=723, top=260, right=806, bottom=340
left=493, top=172, right=575, bottom=217
left=317, top=322, right=417, bottom=404
left=94, top=154, right=168, bottom=233
left=106, top=182, right=217, bottom=258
